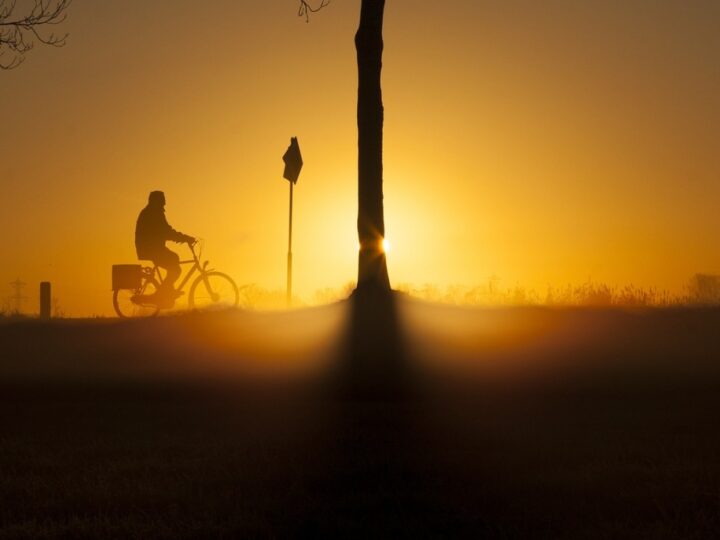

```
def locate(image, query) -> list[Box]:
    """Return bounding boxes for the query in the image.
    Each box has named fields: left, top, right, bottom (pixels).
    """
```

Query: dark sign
left=282, top=137, right=303, bottom=184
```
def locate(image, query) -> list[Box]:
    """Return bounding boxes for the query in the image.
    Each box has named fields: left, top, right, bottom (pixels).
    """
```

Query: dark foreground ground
left=1, top=299, right=720, bottom=539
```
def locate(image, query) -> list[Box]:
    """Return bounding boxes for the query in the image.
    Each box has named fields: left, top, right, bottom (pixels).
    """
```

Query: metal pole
left=287, top=181, right=294, bottom=306
left=40, top=282, right=51, bottom=319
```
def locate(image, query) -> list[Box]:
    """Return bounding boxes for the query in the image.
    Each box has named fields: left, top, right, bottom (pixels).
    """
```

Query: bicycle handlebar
left=187, top=238, right=203, bottom=259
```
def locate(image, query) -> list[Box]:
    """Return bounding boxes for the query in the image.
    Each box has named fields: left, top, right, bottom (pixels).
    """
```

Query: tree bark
left=355, top=0, right=390, bottom=291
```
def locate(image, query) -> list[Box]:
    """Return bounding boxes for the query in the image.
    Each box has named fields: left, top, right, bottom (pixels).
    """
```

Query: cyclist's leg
left=153, top=247, right=181, bottom=295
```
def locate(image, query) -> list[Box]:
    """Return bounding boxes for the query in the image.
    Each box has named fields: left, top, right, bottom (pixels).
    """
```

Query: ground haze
left=2, top=299, right=720, bottom=538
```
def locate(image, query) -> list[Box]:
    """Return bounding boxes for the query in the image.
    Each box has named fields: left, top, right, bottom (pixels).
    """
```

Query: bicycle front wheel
left=113, top=278, right=160, bottom=318
left=189, top=272, right=239, bottom=310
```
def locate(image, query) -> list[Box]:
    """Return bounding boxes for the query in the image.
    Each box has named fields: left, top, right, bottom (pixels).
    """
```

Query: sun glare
left=356, top=238, right=391, bottom=253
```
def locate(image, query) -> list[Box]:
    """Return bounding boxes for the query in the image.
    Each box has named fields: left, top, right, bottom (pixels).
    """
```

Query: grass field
left=1, top=298, right=720, bottom=538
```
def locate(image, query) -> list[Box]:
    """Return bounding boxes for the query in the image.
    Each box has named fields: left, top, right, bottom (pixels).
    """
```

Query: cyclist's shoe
left=130, top=293, right=154, bottom=306
left=153, top=289, right=177, bottom=309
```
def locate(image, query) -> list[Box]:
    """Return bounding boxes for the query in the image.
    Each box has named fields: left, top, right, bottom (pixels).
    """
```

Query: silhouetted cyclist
left=135, top=191, right=195, bottom=306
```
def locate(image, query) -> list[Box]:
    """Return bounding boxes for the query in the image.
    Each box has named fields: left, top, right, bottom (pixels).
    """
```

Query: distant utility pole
left=282, top=137, right=303, bottom=307
left=9, top=278, right=27, bottom=313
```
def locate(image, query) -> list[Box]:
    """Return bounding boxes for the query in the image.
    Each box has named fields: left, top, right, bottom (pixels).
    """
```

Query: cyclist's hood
left=148, top=191, right=165, bottom=208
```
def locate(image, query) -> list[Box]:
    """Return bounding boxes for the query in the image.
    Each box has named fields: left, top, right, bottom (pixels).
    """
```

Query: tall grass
left=96, top=275, right=720, bottom=310
left=291, top=274, right=720, bottom=308
left=393, top=274, right=720, bottom=307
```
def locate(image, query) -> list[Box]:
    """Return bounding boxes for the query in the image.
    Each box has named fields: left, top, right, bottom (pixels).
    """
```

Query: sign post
left=282, top=137, right=303, bottom=306
left=40, top=282, right=51, bottom=319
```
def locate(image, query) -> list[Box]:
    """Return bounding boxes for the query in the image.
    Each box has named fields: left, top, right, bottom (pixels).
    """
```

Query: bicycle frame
left=115, top=240, right=240, bottom=317
left=150, top=243, right=213, bottom=294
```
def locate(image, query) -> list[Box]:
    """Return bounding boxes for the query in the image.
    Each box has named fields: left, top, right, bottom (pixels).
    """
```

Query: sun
left=356, top=238, right=391, bottom=252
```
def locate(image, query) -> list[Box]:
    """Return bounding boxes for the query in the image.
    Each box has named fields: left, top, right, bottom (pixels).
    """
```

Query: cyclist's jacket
left=135, top=204, right=189, bottom=260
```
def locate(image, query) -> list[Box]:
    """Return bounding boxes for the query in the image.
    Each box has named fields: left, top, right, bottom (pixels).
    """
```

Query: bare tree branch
left=298, top=0, right=330, bottom=23
left=0, top=0, right=71, bottom=69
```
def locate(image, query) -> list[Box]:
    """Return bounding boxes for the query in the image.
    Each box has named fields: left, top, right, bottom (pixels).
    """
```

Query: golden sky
left=2, top=0, right=720, bottom=315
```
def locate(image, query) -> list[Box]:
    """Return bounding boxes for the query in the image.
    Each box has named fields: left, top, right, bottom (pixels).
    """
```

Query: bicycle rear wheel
left=189, top=272, right=239, bottom=310
left=113, top=278, right=161, bottom=318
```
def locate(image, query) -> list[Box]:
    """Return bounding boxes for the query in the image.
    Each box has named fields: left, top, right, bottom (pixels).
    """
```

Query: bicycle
left=112, top=240, right=241, bottom=318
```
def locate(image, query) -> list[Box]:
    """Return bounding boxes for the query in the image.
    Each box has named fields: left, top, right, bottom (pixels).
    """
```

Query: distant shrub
left=686, top=274, right=720, bottom=305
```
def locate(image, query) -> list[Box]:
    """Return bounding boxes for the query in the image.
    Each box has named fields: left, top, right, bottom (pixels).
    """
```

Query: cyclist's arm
left=160, top=214, right=193, bottom=244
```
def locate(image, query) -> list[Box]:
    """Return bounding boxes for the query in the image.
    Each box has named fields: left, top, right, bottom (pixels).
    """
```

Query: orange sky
left=2, top=0, right=720, bottom=315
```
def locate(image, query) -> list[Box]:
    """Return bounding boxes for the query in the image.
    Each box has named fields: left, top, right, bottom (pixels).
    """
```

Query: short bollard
left=40, top=282, right=51, bottom=320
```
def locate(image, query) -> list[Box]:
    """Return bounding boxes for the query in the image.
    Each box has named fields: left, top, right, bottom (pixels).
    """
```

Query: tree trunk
left=355, top=0, right=390, bottom=291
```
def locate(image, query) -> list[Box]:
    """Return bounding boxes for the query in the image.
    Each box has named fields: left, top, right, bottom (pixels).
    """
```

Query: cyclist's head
left=148, top=191, right=165, bottom=208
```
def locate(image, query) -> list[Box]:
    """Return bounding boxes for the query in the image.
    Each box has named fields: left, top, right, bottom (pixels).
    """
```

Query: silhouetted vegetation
left=686, top=273, right=720, bottom=304
left=192, top=274, right=720, bottom=310
left=393, top=276, right=720, bottom=307
left=299, top=275, right=720, bottom=308
left=0, top=0, right=71, bottom=69
left=0, top=310, right=30, bottom=322
left=297, top=0, right=330, bottom=22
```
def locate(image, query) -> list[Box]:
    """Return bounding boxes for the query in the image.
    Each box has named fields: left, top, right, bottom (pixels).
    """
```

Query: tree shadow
left=330, top=287, right=414, bottom=399
left=301, top=288, right=439, bottom=536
